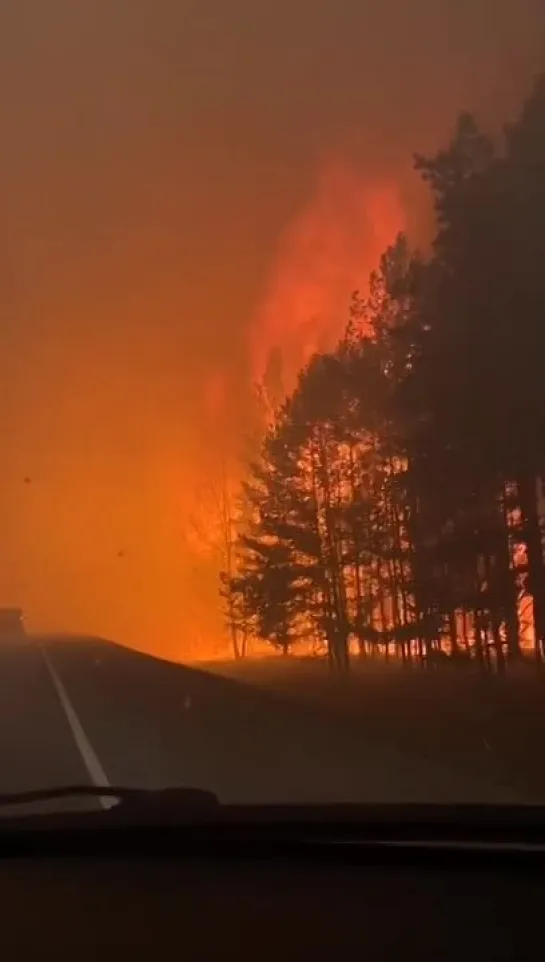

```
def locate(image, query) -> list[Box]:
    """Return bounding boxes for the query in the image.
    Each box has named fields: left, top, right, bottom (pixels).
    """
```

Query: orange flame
left=251, top=157, right=406, bottom=399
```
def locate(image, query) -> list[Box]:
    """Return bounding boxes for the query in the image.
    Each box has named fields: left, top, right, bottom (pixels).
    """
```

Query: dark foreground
left=0, top=636, right=530, bottom=812
left=206, top=655, right=545, bottom=801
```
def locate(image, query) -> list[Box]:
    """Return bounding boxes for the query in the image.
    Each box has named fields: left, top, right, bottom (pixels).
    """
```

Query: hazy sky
left=1, top=1, right=543, bottom=656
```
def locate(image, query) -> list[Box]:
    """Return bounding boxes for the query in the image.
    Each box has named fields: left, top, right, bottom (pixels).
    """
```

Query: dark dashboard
left=1, top=795, right=543, bottom=959
left=0, top=840, right=542, bottom=960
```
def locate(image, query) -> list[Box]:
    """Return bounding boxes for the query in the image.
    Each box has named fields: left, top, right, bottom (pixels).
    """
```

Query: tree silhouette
left=223, top=74, right=545, bottom=671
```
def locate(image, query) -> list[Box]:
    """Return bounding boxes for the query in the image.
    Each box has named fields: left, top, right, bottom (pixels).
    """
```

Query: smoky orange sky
left=0, top=1, right=543, bottom=659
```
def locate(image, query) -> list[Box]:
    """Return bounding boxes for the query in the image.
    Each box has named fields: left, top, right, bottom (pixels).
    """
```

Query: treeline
left=220, top=74, right=545, bottom=672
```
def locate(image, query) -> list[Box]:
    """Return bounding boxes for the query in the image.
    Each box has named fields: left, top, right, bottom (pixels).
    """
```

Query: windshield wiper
left=1, top=791, right=544, bottom=832
left=2, top=791, right=545, bottom=846
left=1, top=795, right=545, bottom=866
left=0, top=784, right=219, bottom=813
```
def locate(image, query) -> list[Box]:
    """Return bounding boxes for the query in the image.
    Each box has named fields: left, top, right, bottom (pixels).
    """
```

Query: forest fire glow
left=2, top=153, right=408, bottom=663
left=2, top=0, right=541, bottom=666
left=251, top=159, right=405, bottom=400
left=169, top=159, right=408, bottom=658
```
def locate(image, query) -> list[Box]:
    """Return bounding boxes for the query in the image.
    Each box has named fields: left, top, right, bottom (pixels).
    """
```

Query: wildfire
left=182, top=157, right=407, bottom=657
left=250, top=157, right=405, bottom=402
left=5, top=152, right=407, bottom=664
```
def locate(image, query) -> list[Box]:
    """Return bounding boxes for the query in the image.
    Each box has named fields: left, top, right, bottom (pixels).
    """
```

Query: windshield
left=2, top=1, right=545, bottom=815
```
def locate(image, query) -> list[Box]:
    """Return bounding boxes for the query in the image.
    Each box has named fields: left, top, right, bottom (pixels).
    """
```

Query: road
left=0, top=634, right=528, bottom=812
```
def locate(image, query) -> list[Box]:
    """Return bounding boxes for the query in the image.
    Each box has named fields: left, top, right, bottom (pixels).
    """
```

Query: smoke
left=0, top=1, right=543, bottom=658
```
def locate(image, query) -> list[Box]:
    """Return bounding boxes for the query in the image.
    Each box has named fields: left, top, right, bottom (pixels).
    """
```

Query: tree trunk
left=461, top=608, right=470, bottom=652
left=227, top=593, right=241, bottom=660
left=519, top=473, right=545, bottom=660
left=448, top=608, right=459, bottom=655
left=501, top=485, right=521, bottom=659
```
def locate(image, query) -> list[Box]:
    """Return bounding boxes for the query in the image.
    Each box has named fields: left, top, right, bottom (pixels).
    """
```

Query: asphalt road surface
left=0, top=634, right=528, bottom=814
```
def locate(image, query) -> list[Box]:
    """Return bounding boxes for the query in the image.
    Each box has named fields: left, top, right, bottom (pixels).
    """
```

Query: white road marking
left=41, top=645, right=115, bottom=810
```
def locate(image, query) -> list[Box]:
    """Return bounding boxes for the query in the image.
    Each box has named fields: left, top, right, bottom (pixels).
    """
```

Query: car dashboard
left=0, top=833, right=542, bottom=960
